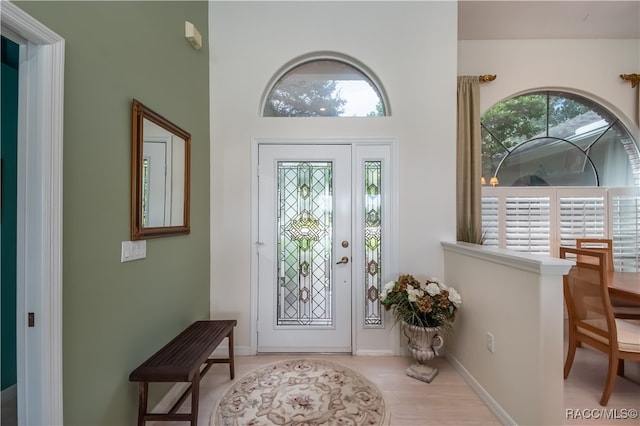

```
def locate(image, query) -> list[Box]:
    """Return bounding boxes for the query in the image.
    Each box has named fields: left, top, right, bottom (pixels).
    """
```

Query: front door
left=257, top=144, right=352, bottom=352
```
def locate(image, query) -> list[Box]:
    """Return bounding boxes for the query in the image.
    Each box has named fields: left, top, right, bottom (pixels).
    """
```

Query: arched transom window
left=263, top=58, right=387, bottom=117
left=482, top=91, right=639, bottom=187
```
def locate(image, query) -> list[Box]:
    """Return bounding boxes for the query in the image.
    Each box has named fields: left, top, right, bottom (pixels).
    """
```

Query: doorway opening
left=1, top=3, right=65, bottom=424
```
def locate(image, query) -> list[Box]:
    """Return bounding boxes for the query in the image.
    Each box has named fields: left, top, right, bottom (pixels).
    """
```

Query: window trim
left=260, top=52, right=390, bottom=117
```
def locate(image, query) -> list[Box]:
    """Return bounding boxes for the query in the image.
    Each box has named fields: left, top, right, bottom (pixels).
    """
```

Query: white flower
left=448, top=288, right=462, bottom=307
left=380, top=280, right=396, bottom=300
left=425, top=283, right=441, bottom=296
left=406, top=286, right=423, bottom=302
left=437, top=281, right=448, bottom=291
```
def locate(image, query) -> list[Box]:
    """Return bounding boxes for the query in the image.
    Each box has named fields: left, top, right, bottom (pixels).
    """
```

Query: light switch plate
left=121, top=240, right=146, bottom=262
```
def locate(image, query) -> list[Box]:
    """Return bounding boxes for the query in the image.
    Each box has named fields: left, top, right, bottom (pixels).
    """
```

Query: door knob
left=336, top=256, right=349, bottom=264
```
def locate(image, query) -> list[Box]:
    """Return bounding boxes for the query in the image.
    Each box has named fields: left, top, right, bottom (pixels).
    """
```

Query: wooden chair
left=575, top=238, right=613, bottom=271
left=560, top=247, right=640, bottom=406
left=574, top=238, right=640, bottom=320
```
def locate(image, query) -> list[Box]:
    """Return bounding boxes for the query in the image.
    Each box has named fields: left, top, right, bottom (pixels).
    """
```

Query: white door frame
left=1, top=3, right=65, bottom=425
left=250, top=138, right=400, bottom=356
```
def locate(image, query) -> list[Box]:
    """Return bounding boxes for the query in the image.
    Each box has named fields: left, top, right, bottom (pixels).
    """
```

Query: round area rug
left=212, top=358, right=387, bottom=426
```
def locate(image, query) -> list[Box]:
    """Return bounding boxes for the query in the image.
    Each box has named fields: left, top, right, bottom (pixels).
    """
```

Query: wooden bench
left=129, top=319, right=237, bottom=426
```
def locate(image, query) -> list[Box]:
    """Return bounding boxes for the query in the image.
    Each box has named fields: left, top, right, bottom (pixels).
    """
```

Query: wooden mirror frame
left=131, top=99, right=191, bottom=239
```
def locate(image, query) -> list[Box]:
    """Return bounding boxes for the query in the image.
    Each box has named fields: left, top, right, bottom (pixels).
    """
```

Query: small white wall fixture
left=0, top=2, right=65, bottom=425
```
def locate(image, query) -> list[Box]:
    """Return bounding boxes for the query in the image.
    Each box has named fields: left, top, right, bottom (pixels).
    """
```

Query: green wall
left=13, top=1, right=210, bottom=424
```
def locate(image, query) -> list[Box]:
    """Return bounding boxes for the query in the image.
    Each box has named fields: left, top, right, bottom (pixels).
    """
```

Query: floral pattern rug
left=212, top=358, right=387, bottom=425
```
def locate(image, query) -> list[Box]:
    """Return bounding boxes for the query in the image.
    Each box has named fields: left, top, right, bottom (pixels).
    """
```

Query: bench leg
left=191, top=374, right=200, bottom=426
left=137, top=382, right=148, bottom=426
left=228, top=329, right=235, bottom=380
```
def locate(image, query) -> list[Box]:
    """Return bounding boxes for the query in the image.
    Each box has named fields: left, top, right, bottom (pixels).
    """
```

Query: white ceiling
left=458, top=1, right=640, bottom=40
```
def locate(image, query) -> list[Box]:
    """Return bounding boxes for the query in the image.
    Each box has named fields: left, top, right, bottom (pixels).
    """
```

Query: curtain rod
left=479, top=74, right=497, bottom=83
left=620, top=73, right=639, bottom=88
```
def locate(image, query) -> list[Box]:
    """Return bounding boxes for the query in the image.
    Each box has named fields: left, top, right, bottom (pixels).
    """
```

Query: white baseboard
left=218, top=347, right=395, bottom=357
left=152, top=382, right=189, bottom=413
left=1, top=384, right=17, bottom=412
left=1, top=384, right=17, bottom=402
left=353, top=349, right=395, bottom=356
left=153, top=344, right=250, bottom=413
left=445, top=353, right=515, bottom=426
left=211, top=344, right=252, bottom=357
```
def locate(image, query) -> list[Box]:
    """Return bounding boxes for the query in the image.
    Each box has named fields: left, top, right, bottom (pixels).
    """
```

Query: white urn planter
left=403, top=323, right=445, bottom=383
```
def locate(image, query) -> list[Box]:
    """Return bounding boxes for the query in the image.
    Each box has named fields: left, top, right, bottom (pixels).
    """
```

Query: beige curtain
left=456, top=76, right=482, bottom=242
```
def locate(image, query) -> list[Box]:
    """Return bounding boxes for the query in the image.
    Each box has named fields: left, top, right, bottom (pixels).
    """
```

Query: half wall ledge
left=441, top=240, right=573, bottom=426
left=441, top=241, right=574, bottom=276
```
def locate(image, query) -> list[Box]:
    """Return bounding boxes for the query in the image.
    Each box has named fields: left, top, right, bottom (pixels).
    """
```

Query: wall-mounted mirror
left=131, top=99, right=190, bottom=239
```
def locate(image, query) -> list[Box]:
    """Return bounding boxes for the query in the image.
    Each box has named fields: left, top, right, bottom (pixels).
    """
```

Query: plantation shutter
left=557, top=189, right=606, bottom=248
left=481, top=187, right=639, bottom=272
left=481, top=196, right=499, bottom=247
left=609, top=188, right=640, bottom=271
left=504, top=195, right=551, bottom=254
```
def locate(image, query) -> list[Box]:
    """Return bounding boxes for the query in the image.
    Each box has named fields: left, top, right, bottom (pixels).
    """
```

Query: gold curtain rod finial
left=479, top=74, right=497, bottom=83
left=620, top=73, right=640, bottom=88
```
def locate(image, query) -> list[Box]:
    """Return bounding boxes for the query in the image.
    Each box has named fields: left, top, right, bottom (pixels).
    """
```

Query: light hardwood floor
left=154, top=354, right=502, bottom=426
left=3, top=334, right=638, bottom=425
left=563, top=343, right=640, bottom=425
left=151, top=343, right=640, bottom=426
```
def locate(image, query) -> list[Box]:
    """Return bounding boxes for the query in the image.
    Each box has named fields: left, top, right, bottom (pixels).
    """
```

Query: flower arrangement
left=380, top=274, right=462, bottom=334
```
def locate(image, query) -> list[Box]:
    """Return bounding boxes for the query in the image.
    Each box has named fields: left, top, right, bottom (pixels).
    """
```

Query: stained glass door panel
left=257, top=145, right=352, bottom=352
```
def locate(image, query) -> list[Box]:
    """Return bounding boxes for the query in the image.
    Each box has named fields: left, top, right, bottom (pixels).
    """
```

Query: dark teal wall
left=1, top=36, right=19, bottom=392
